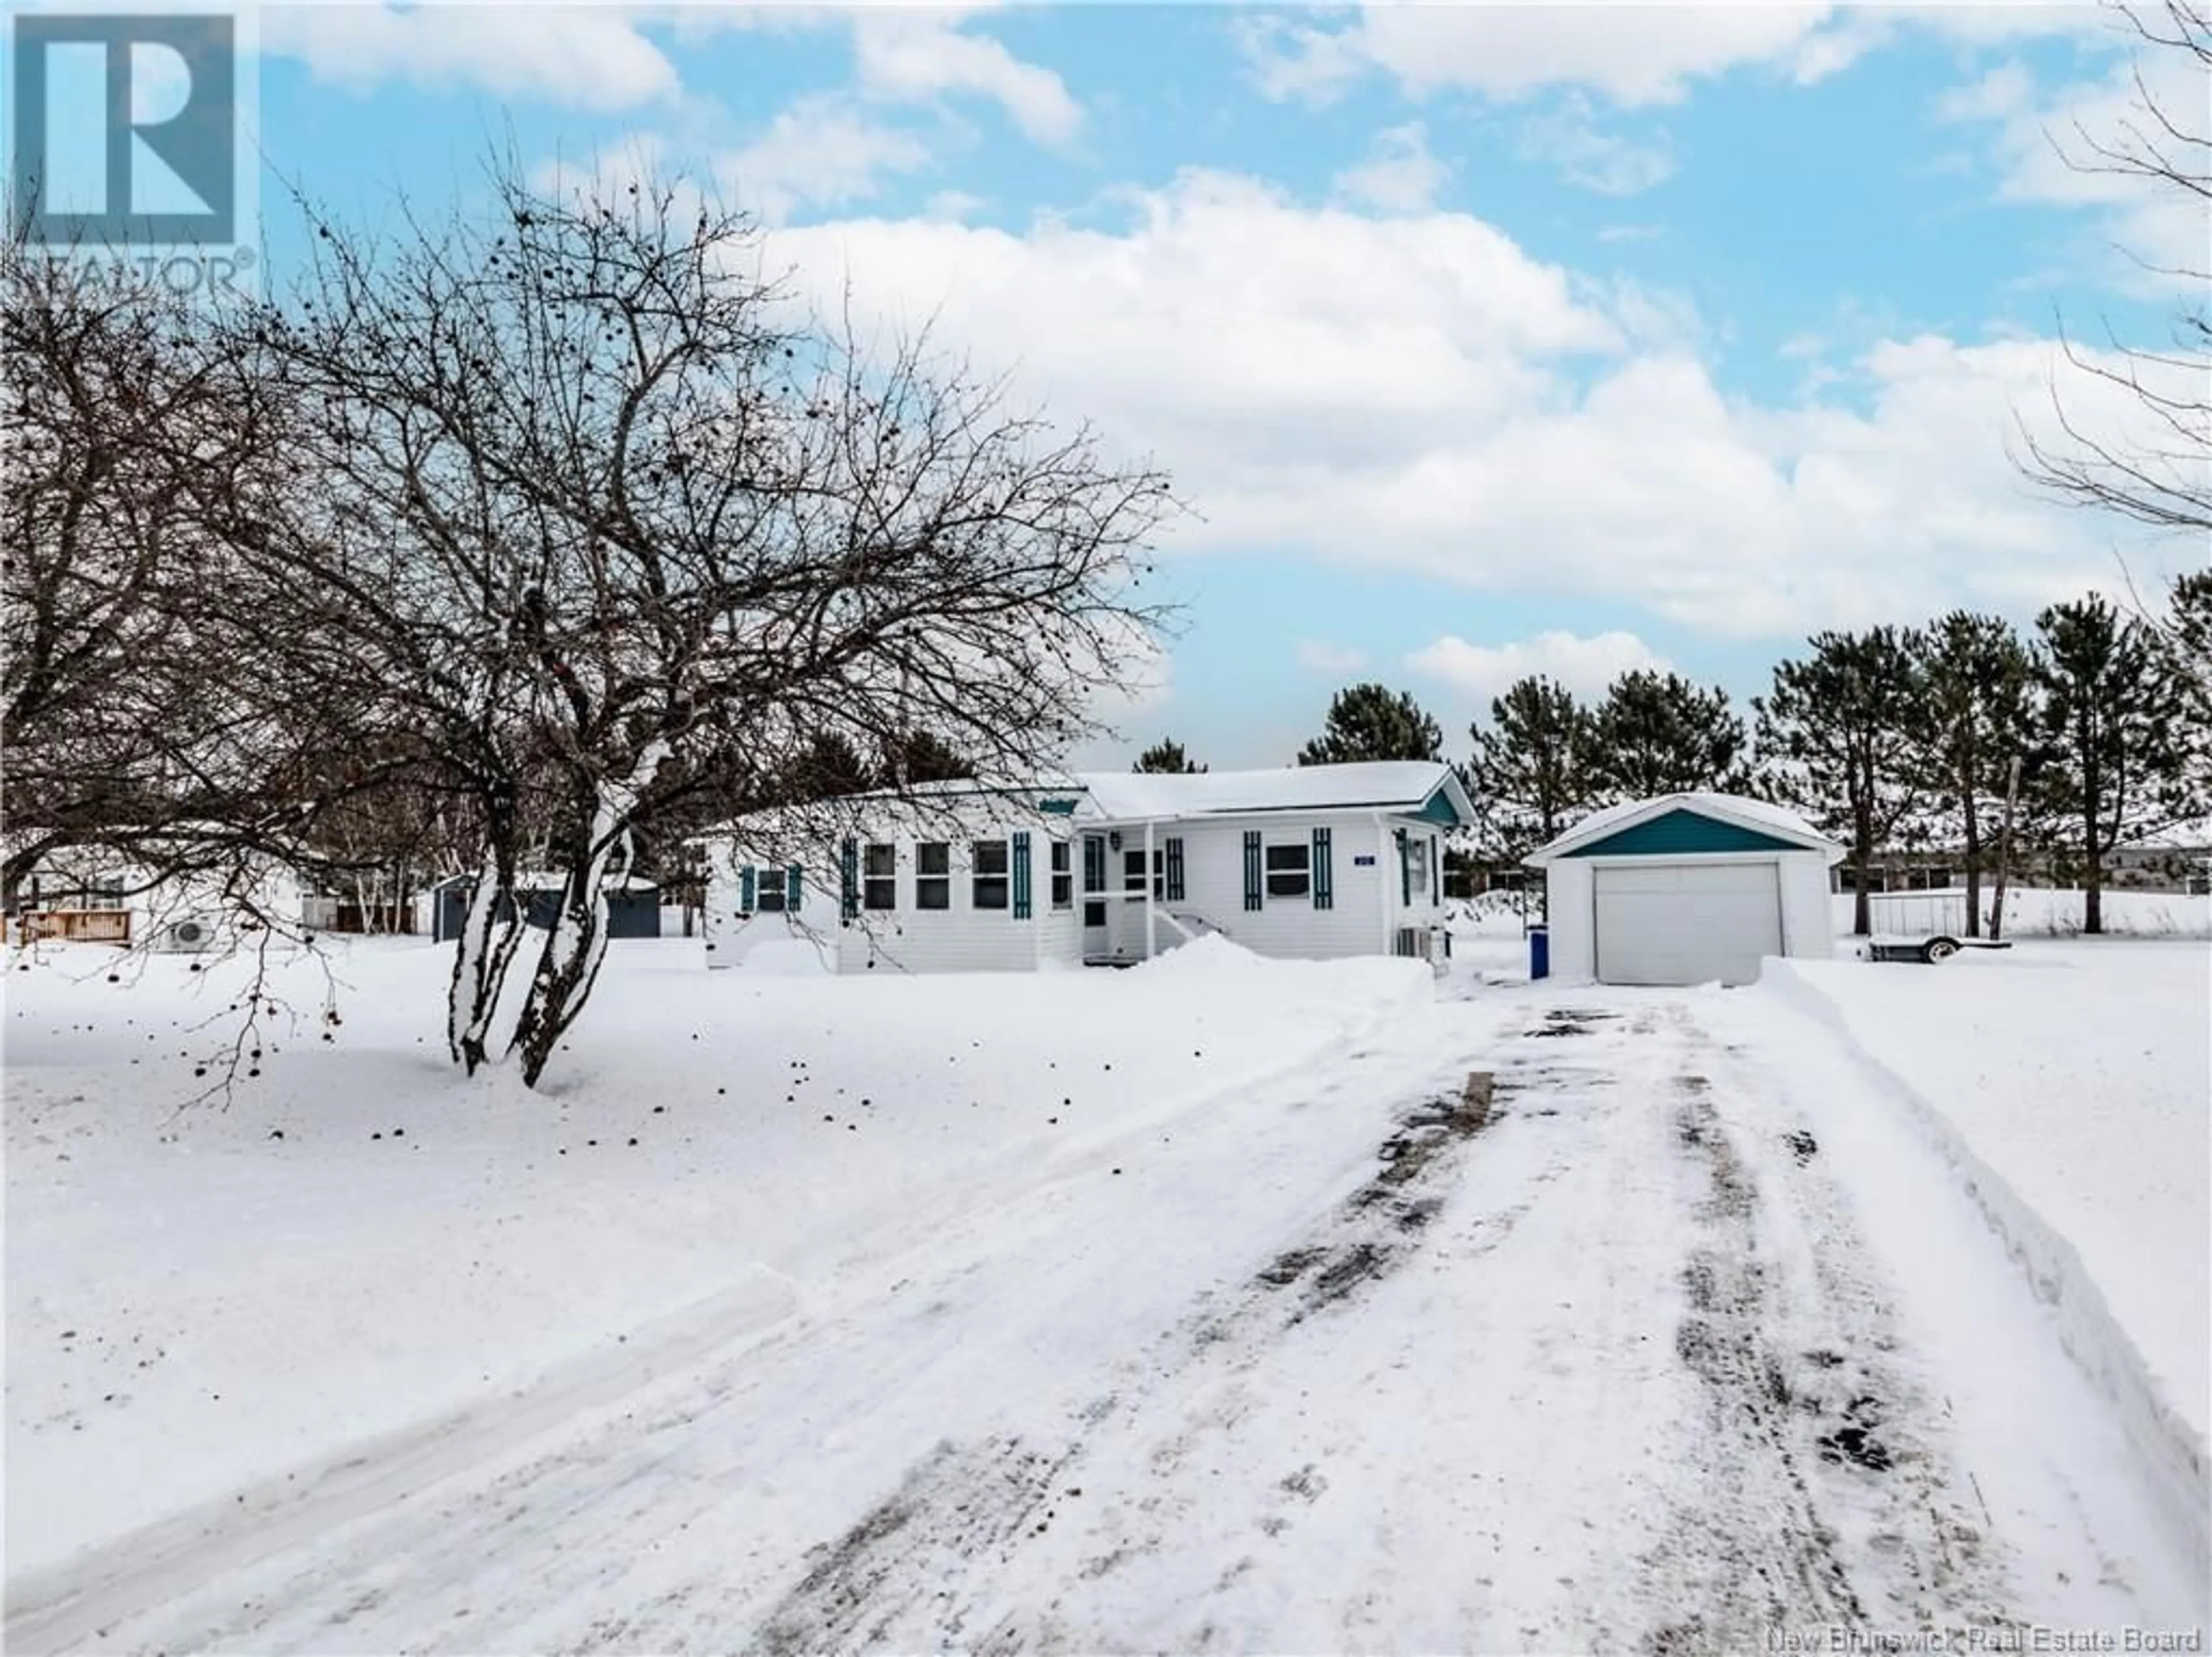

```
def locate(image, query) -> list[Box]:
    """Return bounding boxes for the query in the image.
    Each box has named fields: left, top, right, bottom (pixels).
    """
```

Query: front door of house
left=1081, top=834, right=1110, bottom=960
left=1111, top=845, right=1162, bottom=959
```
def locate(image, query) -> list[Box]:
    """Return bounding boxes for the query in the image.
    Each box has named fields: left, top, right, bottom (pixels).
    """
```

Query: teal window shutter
left=1397, top=830, right=1411, bottom=907
left=739, top=865, right=756, bottom=910
left=786, top=866, right=802, bottom=908
left=1165, top=837, right=1185, bottom=902
left=839, top=839, right=858, bottom=920
left=1243, top=830, right=1262, bottom=911
left=1012, top=831, right=1032, bottom=920
left=1312, top=826, right=1333, bottom=910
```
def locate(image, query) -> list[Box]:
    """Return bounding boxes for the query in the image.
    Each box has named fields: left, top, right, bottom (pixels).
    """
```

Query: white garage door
left=1593, top=861, right=1782, bottom=986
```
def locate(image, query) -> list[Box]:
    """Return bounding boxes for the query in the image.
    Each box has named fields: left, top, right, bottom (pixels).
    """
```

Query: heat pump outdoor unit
left=153, top=916, right=217, bottom=954
left=1393, top=925, right=1449, bottom=976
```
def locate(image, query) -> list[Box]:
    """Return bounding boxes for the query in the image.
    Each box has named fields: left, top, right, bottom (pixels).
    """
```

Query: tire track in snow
left=1636, top=1001, right=2019, bottom=1654
left=744, top=1043, right=1518, bottom=1656
left=11, top=1011, right=1508, bottom=1655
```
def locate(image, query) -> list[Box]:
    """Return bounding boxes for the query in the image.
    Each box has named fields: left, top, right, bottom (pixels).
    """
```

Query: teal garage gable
left=1565, top=807, right=1802, bottom=858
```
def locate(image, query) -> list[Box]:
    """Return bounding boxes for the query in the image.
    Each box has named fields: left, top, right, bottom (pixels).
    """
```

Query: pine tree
left=1465, top=675, right=1594, bottom=861
left=2035, top=594, right=2190, bottom=934
left=1132, top=738, right=1207, bottom=774
left=880, top=729, right=974, bottom=785
left=1585, top=671, right=1746, bottom=801
left=1916, top=614, right=2039, bottom=937
left=2161, top=572, right=2212, bottom=804
left=1753, top=628, right=1931, bottom=936
left=782, top=732, right=879, bottom=802
left=1296, top=683, right=1444, bottom=766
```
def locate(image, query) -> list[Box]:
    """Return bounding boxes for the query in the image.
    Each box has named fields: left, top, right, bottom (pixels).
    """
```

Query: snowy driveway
left=9, top=985, right=2200, bottom=1653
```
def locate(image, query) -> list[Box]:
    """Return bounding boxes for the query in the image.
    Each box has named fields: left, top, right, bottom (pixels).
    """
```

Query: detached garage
left=1525, top=794, right=1843, bottom=986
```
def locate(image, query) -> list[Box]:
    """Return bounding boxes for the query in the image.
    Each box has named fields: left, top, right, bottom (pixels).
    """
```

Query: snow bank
left=1758, top=952, right=2209, bottom=1569
left=1135, top=932, right=1268, bottom=973
left=4, top=935, right=1430, bottom=1576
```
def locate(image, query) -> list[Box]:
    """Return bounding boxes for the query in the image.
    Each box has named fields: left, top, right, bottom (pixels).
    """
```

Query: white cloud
left=1297, top=640, right=1370, bottom=674
left=260, top=5, right=682, bottom=109
left=1597, top=224, right=1665, bottom=244
left=1332, top=123, right=1449, bottom=214
left=850, top=9, right=1081, bottom=145
left=923, top=190, right=990, bottom=222
left=1238, top=4, right=2113, bottom=109
left=1407, top=631, right=1671, bottom=705
left=1938, top=48, right=2211, bottom=291
left=762, top=172, right=2200, bottom=640
left=721, top=97, right=933, bottom=224
left=262, top=3, right=1079, bottom=145
left=1518, top=96, right=1676, bottom=195
left=1240, top=6, right=1834, bottom=108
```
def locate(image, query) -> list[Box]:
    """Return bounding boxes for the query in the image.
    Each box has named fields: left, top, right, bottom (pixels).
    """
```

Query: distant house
left=692, top=761, right=1474, bottom=974
left=422, top=872, right=662, bottom=943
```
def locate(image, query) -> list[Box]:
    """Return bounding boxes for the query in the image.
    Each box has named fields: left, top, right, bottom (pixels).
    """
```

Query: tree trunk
left=1961, top=788, right=1983, bottom=939
left=2081, top=716, right=2103, bottom=936
left=1851, top=849, right=1873, bottom=936
left=446, top=822, right=524, bottom=1073
left=2084, top=814, right=2104, bottom=935
left=510, top=854, right=612, bottom=1088
left=1991, top=753, right=2021, bottom=943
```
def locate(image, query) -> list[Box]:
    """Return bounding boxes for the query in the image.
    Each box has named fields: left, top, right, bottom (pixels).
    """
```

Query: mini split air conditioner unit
left=152, top=916, right=217, bottom=954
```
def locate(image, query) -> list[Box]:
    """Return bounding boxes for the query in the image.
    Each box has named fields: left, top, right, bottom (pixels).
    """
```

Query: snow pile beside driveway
left=5, top=937, right=1431, bottom=1579
left=1756, top=944, right=2209, bottom=1565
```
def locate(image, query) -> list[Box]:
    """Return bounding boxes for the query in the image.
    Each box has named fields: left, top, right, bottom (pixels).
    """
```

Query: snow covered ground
left=6, top=932, right=2206, bottom=1651
left=1755, top=939, right=2210, bottom=1585
left=6, top=935, right=1429, bottom=1580
left=1831, top=886, right=2211, bottom=938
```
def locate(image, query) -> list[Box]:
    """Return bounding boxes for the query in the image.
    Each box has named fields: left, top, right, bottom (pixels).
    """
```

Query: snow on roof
left=693, top=762, right=1468, bottom=841
left=1528, top=792, right=1838, bottom=861
left=1077, top=761, right=1464, bottom=821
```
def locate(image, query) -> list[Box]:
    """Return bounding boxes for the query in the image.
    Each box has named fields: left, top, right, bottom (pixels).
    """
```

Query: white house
left=695, top=761, right=1474, bottom=974
left=1524, top=793, right=1843, bottom=986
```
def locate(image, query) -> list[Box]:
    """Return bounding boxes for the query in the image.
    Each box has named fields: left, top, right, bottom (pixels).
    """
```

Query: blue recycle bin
left=1529, top=924, right=1550, bottom=981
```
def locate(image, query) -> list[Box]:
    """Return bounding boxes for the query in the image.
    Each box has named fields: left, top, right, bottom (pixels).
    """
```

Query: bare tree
left=2015, top=2, right=2209, bottom=540
left=2, top=229, right=392, bottom=922
left=258, top=161, right=1178, bottom=1086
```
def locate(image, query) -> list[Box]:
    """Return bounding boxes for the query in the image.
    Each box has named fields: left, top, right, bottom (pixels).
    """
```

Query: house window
left=1265, top=842, right=1310, bottom=899
left=916, top=843, right=951, bottom=910
left=1050, top=841, right=1072, bottom=909
left=1409, top=845, right=1429, bottom=894
left=972, top=839, right=1010, bottom=910
left=1084, top=901, right=1107, bottom=928
left=1130, top=848, right=1168, bottom=898
left=1122, top=848, right=1164, bottom=899
left=863, top=844, right=897, bottom=911
left=754, top=870, right=787, bottom=914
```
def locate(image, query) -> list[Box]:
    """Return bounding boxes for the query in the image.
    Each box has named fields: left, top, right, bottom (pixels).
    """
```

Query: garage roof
left=1525, top=793, right=1841, bottom=864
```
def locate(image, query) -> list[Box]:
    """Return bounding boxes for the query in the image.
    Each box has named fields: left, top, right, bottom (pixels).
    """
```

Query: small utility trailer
left=1861, top=891, right=2013, bottom=965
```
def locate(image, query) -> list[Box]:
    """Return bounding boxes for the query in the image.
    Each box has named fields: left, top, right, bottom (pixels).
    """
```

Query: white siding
left=836, top=832, right=1039, bottom=975
left=699, top=803, right=1455, bottom=973
left=1776, top=849, right=1836, bottom=960
left=1135, top=814, right=1444, bottom=963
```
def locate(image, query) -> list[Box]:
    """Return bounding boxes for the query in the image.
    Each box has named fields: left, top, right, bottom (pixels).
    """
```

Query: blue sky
left=17, top=2, right=2205, bottom=769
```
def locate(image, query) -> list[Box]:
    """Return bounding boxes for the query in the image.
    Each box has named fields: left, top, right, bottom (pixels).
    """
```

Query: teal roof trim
left=1565, top=807, right=1801, bottom=858
left=1406, top=788, right=1465, bottom=828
